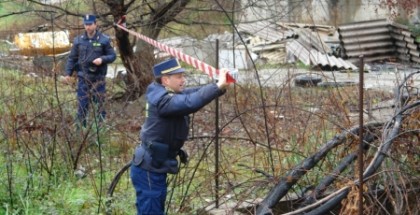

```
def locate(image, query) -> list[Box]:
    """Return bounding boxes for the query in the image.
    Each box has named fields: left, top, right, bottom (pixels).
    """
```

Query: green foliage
left=0, top=40, right=16, bottom=55
left=0, top=1, right=28, bottom=31
left=392, top=17, right=420, bottom=37
left=295, top=61, right=311, bottom=70
left=409, top=24, right=420, bottom=37
left=0, top=0, right=89, bottom=35
left=0, top=55, right=416, bottom=214
left=393, top=16, right=410, bottom=25
left=0, top=67, right=135, bottom=214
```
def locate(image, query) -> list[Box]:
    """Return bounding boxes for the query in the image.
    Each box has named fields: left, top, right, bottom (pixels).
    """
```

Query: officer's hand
left=178, top=149, right=189, bottom=164
left=217, top=68, right=231, bottom=90
left=60, top=75, right=72, bottom=85
left=92, top=58, right=103, bottom=66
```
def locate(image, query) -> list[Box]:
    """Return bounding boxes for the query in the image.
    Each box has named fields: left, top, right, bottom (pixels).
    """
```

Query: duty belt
left=141, top=141, right=179, bottom=159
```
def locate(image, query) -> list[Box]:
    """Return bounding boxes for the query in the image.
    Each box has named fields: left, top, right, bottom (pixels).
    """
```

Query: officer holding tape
left=130, top=58, right=231, bottom=215
left=64, top=14, right=116, bottom=128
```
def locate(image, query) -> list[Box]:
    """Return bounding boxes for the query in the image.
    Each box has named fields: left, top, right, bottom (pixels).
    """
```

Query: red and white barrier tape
left=114, top=19, right=236, bottom=83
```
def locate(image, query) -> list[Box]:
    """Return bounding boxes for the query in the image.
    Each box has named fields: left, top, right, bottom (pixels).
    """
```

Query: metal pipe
left=358, top=55, right=364, bottom=215
left=215, top=39, right=220, bottom=208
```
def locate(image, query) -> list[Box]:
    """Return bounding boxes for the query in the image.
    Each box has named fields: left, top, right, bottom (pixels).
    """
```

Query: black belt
left=141, top=141, right=179, bottom=159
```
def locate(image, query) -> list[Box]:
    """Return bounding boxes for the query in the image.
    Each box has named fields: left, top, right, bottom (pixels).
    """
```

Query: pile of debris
left=157, top=19, right=420, bottom=73
left=338, top=19, right=420, bottom=64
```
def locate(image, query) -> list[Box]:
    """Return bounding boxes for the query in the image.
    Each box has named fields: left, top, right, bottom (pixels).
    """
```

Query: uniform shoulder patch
left=100, top=33, right=110, bottom=40
left=165, top=87, right=175, bottom=96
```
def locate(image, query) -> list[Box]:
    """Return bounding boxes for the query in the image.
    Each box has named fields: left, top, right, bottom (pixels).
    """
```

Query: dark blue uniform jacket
left=65, top=31, right=116, bottom=77
left=134, top=82, right=225, bottom=174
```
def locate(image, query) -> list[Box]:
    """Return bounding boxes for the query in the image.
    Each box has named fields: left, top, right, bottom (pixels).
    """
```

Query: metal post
left=215, top=39, right=220, bottom=208
left=232, top=0, right=236, bottom=68
left=358, top=55, right=364, bottom=215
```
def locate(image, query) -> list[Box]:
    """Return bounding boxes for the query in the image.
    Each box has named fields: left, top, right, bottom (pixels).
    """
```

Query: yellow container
left=13, top=30, right=71, bottom=56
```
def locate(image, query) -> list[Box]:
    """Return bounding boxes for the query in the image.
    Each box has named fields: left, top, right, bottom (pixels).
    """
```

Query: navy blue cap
left=153, top=58, right=186, bottom=77
left=83, top=14, right=96, bottom=24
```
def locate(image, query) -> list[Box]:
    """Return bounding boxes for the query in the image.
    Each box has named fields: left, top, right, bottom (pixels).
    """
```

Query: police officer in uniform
left=64, top=14, right=116, bottom=128
left=130, top=58, right=231, bottom=214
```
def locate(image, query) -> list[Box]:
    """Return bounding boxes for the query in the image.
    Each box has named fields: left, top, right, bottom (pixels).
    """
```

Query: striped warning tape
left=114, top=20, right=236, bottom=83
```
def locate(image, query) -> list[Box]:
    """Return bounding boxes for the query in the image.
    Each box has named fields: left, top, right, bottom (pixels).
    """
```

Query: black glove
left=178, top=149, right=189, bottom=164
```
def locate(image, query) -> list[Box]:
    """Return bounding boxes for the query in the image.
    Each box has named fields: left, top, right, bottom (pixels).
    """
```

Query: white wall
left=240, top=0, right=419, bottom=25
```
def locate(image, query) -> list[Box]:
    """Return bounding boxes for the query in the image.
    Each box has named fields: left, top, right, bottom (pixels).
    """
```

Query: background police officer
left=64, top=14, right=116, bottom=128
left=130, top=58, right=231, bottom=215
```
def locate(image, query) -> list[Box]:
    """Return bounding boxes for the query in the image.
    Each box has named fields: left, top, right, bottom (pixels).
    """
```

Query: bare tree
left=2, top=1, right=419, bottom=214
left=18, top=0, right=190, bottom=101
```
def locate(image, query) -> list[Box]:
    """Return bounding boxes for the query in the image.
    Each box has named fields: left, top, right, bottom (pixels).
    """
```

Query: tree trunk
left=115, top=26, right=155, bottom=101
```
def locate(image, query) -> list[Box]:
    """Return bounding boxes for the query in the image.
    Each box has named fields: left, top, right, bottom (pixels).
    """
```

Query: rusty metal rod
left=215, top=39, right=220, bottom=208
left=358, top=55, right=364, bottom=215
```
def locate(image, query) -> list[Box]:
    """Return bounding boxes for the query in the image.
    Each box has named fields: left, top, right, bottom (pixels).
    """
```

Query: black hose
left=106, top=161, right=132, bottom=215
left=304, top=189, right=349, bottom=215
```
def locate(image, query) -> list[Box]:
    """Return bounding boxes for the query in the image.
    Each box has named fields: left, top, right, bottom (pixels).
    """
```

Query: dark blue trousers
left=130, top=164, right=167, bottom=215
left=76, top=75, right=106, bottom=127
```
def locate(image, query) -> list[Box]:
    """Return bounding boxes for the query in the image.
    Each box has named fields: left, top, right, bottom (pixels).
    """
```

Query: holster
left=132, top=145, right=146, bottom=166
left=148, top=142, right=179, bottom=172
left=135, top=141, right=180, bottom=174
left=148, top=141, right=169, bottom=168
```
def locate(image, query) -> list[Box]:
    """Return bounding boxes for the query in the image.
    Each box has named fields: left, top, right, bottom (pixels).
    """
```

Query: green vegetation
left=0, top=68, right=132, bottom=214
left=0, top=66, right=344, bottom=214
left=1, top=1, right=418, bottom=213
left=0, top=0, right=89, bottom=38
left=0, top=2, right=26, bottom=29
left=1, top=59, right=418, bottom=214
